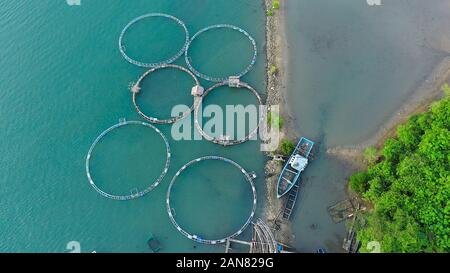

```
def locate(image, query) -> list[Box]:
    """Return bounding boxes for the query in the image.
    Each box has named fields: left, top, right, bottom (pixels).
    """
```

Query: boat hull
left=276, top=137, right=315, bottom=198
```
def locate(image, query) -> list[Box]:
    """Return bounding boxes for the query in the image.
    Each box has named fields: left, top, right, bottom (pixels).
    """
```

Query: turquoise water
left=285, top=0, right=450, bottom=252
left=0, top=0, right=266, bottom=252
left=4, top=0, right=448, bottom=254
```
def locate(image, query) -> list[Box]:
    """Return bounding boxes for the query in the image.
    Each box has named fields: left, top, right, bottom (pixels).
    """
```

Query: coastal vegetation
left=266, top=0, right=280, bottom=17
left=363, top=147, right=378, bottom=166
left=349, top=89, right=449, bottom=252
left=272, top=0, right=280, bottom=10
left=270, top=65, right=279, bottom=75
left=280, top=139, right=295, bottom=156
left=267, top=111, right=284, bottom=129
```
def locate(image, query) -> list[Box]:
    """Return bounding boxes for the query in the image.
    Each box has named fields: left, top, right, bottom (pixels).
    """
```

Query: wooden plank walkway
left=282, top=181, right=300, bottom=220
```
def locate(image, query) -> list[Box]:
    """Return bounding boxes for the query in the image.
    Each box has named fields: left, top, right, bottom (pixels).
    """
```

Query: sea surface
left=0, top=0, right=266, bottom=253
left=285, top=0, right=450, bottom=252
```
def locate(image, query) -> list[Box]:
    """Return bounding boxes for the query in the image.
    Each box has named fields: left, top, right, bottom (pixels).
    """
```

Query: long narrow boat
left=277, top=137, right=315, bottom=198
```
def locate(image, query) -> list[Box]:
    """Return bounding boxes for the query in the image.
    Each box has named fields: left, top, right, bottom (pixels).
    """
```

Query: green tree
left=349, top=172, right=369, bottom=194
left=351, top=92, right=449, bottom=253
left=280, top=139, right=295, bottom=156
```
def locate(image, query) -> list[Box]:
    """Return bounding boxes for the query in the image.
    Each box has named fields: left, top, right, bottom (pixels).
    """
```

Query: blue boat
left=277, top=137, right=315, bottom=198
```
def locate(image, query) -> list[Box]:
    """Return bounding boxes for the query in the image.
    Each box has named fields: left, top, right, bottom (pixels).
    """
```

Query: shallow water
left=285, top=0, right=450, bottom=252
left=0, top=0, right=266, bottom=253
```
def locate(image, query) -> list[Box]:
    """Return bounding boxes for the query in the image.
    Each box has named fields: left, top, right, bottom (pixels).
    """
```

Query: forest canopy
left=350, top=90, right=449, bottom=253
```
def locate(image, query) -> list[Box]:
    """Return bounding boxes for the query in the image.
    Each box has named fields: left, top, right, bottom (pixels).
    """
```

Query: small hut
left=228, top=76, right=241, bottom=87
left=191, top=85, right=204, bottom=96
left=131, top=84, right=141, bottom=94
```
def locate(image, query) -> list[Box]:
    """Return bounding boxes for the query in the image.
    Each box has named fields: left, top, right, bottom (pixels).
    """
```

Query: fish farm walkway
left=131, top=64, right=202, bottom=124
left=194, top=77, right=264, bottom=146
left=224, top=219, right=279, bottom=253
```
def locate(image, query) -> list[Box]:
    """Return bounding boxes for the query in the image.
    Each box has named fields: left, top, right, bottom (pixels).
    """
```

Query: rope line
left=185, top=24, right=257, bottom=82
left=166, top=156, right=257, bottom=244
left=85, top=119, right=171, bottom=201
left=194, top=79, right=264, bottom=146
left=131, top=64, right=202, bottom=124
left=119, top=13, right=189, bottom=68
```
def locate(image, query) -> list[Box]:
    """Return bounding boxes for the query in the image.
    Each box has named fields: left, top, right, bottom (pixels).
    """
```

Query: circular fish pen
left=85, top=119, right=171, bottom=201
left=119, top=13, right=190, bottom=68
left=131, top=64, right=203, bottom=124
left=194, top=78, right=264, bottom=146
left=166, top=156, right=257, bottom=244
left=185, top=24, right=257, bottom=82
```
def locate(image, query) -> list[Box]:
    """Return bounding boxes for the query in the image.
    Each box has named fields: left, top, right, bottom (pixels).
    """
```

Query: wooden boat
left=277, top=137, right=314, bottom=198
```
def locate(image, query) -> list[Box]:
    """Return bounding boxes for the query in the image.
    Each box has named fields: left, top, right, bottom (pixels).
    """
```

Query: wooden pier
left=225, top=238, right=253, bottom=253
left=224, top=219, right=278, bottom=253
left=342, top=204, right=362, bottom=253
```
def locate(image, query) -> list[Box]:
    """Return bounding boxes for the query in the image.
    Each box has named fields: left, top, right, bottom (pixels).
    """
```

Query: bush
left=266, top=9, right=274, bottom=17
left=363, top=147, right=378, bottom=165
left=442, top=83, right=450, bottom=96
left=349, top=172, right=369, bottom=194
left=270, top=65, right=278, bottom=75
left=267, top=111, right=284, bottom=129
left=272, top=0, right=280, bottom=10
left=280, top=139, right=295, bottom=156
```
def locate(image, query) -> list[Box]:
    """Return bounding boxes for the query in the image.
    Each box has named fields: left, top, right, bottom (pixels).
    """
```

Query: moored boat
left=276, top=137, right=314, bottom=198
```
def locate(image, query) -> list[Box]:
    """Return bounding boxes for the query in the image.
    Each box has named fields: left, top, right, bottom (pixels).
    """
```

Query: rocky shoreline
left=262, top=0, right=296, bottom=247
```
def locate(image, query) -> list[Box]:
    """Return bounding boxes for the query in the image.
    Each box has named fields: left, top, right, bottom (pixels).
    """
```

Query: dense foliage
left=349, top=171, right=369, bottom=194
left=280, top=139, right=295, bottom=156
left=349, top=93, right=449, bottom=252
